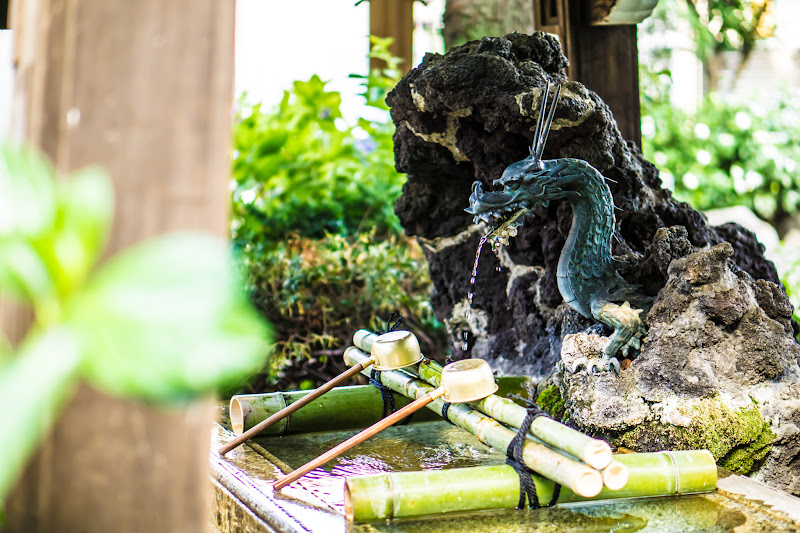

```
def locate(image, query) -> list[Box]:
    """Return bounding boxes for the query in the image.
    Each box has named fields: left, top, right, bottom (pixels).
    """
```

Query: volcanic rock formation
left=387, top=32, right=800, bottom=493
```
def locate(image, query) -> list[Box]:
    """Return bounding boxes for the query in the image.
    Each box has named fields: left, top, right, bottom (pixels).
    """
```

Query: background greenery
left=640, top=0, right=800, bottom=322
left=230, top=37, right=447, bottom=392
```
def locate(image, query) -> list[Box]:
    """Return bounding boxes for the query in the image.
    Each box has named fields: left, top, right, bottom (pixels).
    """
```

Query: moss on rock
left=617, top=398, right=774, bottom=475
left=536, top=384, right=566, bottom=421
left=719, top=421, right=775, bottom=474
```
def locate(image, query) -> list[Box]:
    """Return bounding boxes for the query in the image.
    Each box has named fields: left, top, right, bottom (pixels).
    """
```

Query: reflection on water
left=259, top=420, right=505, bottom=510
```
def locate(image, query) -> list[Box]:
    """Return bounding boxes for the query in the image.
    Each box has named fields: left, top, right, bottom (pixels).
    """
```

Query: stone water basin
left=210, top=405, right=800, bottom=533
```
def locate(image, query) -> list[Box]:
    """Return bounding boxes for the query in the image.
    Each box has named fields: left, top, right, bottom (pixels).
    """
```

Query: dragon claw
left=588, top=356, right=620, bottom=374
left=569, top=357, right=589, bottom=373
left=567, top=355, right=620, bottom=374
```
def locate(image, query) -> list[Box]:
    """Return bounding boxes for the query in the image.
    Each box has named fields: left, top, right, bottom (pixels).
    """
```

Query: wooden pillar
left=533, top=0, right=643, bottom=146
left=369, top=0, right=414, bottom=72
left=3, top=0, right=234, bottom=531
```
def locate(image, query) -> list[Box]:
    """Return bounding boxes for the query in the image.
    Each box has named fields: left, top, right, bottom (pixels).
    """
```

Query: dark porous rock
left=388, top=32, right=799, bottom=493
left=388, top=32, right=782, bottom=373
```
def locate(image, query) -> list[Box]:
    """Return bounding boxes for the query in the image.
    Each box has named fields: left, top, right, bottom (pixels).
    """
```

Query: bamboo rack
left=229, top=386, right=438, bottom=437
left=345, top=450, right=718, bottom=522
left=353, top=330, right=614, bottom=470
left=342, top=346, right=604, bottom=498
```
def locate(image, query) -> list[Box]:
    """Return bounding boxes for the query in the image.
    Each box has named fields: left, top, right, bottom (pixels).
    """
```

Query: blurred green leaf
left=49, top=167, right=114, bottom=297
left=0, top=240, right=57, bottom=306
left=0, top=328, right=82, bottom=504
left=67, top=233, right=272, bottom=403
left=0, top=144, right=57, bottom=238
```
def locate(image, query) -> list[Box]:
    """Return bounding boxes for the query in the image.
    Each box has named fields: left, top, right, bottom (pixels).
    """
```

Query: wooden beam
left=567, top=7, right=641, bottom=146
left=369, top=0, right=414, bottom=72
left=533, top=0, right=642, bottom=146
left=3, top=0, right=234, bottom=531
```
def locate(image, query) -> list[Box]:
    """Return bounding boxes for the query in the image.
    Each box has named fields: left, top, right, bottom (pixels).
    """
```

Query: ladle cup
left=219, top=330, right=424, bottom=455
left=273, top=358, right=498, bottom=490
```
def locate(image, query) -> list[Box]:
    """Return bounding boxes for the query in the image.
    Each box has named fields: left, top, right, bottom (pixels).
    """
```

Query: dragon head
left=464, top=82, right=569, bottom=242
left=465, top=156, right=574, bottom=226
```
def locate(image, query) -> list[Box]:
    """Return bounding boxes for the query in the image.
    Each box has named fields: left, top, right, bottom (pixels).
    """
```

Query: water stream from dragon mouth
left=463, top=235, right=489, bottom=350
left=464, top=210, right=526, bottom=350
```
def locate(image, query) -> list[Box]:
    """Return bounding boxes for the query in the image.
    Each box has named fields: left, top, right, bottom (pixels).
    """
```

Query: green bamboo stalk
left=345, top=450, right=717, bottom=522
left=229, top=386, right=437, bottom=437
left=353, top=330, right=613, bottom=470
left=343, top=346, right=604, bottom=498
left=418, top=360, right=613, bottom=470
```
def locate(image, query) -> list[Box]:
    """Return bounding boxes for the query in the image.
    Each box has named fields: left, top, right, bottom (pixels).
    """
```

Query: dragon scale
left=555, top=160, right=618, bottom=319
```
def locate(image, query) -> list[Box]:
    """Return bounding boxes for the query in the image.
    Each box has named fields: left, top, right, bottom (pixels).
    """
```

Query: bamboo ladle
left=273, top=358, right=499, bottom=490
left=219, top=330, right=424, bottom=455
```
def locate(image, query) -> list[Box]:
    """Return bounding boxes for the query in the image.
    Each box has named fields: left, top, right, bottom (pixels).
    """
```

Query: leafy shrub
left=230, top=38, right=448, bottom=391
left=237, top=233, right=446, bottom=392
left=231, top=37, right=404, bottom=248
left=641, top=69, right=800, bottom=235
left=772, top=241, right=800, bottom=325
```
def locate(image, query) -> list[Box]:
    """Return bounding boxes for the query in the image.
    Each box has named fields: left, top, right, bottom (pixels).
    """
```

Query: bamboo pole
left=274, top=388, right=446, bottom=490
left=274, top=358, right=499, bottom=490
left=354, top=330, right=613, bottom=470
left=345, top=450, right=718, bottom=522
left=601, top=459, right=629, bottom=490
left=342, top=346, right=604, bottom=498
left=228, top=386, right=438, bottom=437
left=219, top=363, right=367, bottom=455
left=220, top=330, right=422, bottom=455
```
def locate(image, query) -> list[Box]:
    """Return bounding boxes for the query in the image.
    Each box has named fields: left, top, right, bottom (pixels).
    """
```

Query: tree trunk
left=443, top=0, right=535, bottom=49
left=2, top=0, right=234, bottom=531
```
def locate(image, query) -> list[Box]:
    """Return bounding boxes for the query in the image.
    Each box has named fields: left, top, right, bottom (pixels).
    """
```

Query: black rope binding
left=369, top=369, right=395, bottom=418
left=368, top=368, right=414, bottom=425
left=367, top=312, right=413, bottom=423
left=505, top=405, right=561, bottom=509
left=441, top=401, right=457, bottom=425
left=383, top=312, right=405, bottom=334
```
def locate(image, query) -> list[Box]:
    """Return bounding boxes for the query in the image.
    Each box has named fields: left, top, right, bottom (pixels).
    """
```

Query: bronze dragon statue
left=465, top=83, right=650, bottom=373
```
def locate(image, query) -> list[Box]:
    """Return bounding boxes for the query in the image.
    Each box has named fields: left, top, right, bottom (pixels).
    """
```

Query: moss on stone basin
left=616, top=398, right=775, bottom=475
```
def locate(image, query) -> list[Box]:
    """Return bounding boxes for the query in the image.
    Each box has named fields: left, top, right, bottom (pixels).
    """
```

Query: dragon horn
left=530, top=80, right=550, bottom=160
left=535, top=83, right=562, bottom=161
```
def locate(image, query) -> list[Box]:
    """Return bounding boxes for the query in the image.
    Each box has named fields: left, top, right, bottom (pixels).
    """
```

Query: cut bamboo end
left=601, top=460, right=629, bottom=490
left=583, top=441, right=614, bottom=470
left=229, top=397, right=245, bottom=436
left=344, top=483, right=355, bottom=522
left=574, top=470, right=604, bottom=498
left=353, top=329, right=378, bottom=353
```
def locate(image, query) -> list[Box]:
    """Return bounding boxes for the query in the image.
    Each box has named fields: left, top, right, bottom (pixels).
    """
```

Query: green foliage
left=772, top=241, right=800, bottom=324
left=681, top=0, right=773, bottom=61
left=0, top=143, right=271, bottom=505
left=230, top=38, right=447, bottom=391
left=231, top=37, right=405, bottom=248
left=646, top=0, right=774, bottom=91
left=641, top=70, right=800, bottom=230
left=238, top=232, right=445, bottom=391
left=350, top=35, right=404, bottom=112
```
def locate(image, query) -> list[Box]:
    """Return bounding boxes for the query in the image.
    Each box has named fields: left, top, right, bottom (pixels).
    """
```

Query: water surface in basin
left=256, top=420, right=505, bottom=512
